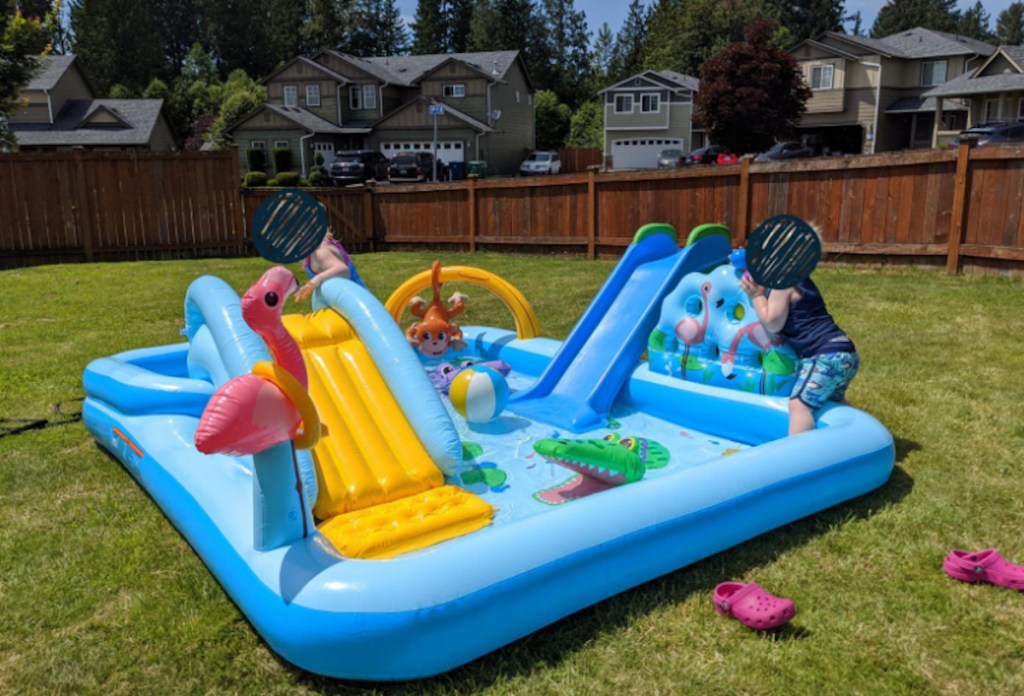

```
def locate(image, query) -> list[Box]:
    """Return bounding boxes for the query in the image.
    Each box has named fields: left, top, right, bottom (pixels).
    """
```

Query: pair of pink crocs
left=943, top=548, right=1024, bottom=590
left=712, top=581, right=795, bottom=630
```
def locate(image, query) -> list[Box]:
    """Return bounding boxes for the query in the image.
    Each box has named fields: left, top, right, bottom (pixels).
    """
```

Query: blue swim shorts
left=791, top=351, right=860, bottom=409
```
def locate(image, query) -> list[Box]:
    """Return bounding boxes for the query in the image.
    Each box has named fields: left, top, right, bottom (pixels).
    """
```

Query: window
left=305, top=84, right=321, bottom=107
left=283, top=86, right=297, bottom=107
left=1018, top=97, right=1024, bottom=120
left=920, top=60, right=947, bottom=87
left=443, top=84, right=466, bottom=98
left=810, top=64, right=834, bottom=90
left=349, top=85, right=377, bottom=110
left=614, top=94, right=633, bottom=113
left=250, top=140, right=266, bottom=151
left=273, top=140, right=289, bottom=149
left=640, top=94, right=660, bottom=112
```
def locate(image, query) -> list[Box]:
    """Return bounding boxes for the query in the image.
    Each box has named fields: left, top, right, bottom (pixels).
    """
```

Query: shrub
left=243, top=170, right=268, bottom=187
left=314, top=151, right=325, bottom=166
left=272, top=147, right=292, bottom=173
left=275, top=171, right=301, bottom=187
left=308, top=165, right=331, bottom=186
left=247, top=148, right=267, bottom=172
left=266, top=178, right=279, bottom=187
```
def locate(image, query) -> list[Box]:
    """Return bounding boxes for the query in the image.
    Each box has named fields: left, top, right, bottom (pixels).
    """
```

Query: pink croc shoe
left=712, top=582, right=796, bottom=630
left=943, top=549, right=1024, bottom=590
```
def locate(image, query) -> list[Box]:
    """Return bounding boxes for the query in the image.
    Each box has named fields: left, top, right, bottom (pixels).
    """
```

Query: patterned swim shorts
left=791, top=352, right=860, bottom=409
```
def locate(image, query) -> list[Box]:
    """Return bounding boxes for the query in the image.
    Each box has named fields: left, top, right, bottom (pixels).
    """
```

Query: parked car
left=519, top=151, right=562, bottom=175
left=951, top=122, right=1024, bottom=147
left=684, top=145, right=730, bottom=166
left=656, top=148, right=686, bottom=168
left=388, top=152, right=438, bottom=183
left=754, top=141, right=814, bottom=162
left=329, top=150, right=389, bottom=185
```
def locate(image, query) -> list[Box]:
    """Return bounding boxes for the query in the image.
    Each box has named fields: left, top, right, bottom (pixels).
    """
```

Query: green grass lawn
left=2, top=252, right=1023, bottom=695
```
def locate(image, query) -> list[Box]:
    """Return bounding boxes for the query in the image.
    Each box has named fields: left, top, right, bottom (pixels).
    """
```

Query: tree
left=349, top=0, right=409, bottom=56
left=412, top=0, right=445, bottom=54
left=996, top=2, right=1024, bottom=45
left=71, top=0, right=165, bottom=95
left=845, top=10, right=865, bottom=36
left=154, top=0, right=206, bottom=75
left=956, top=2, right=991, bottom=41
left=468, top=0, right=548, bottom=89
left=538, top=0, right=591, bottom=109
left=1, top=4, right=51, bottom=148
left=695, top=17, right=811, bottom=155
left=444, top=0, right=473, bottom=53
left=303, top=0, right=347, bottom=54
left=566, top=101, right=602, bottom=149
left=776, top=0, right=844, bottom=42
left=534, top=88, right=570, bottom=150
left=870, top=0, right=959, bottom=38
left=608, top=0, right=647, bottom=83
left=208, top=69, right=267, bottom=147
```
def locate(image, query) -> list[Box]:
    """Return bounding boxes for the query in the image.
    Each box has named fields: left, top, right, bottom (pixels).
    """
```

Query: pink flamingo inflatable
left=674, top=282, right=713, bottom=346
left=720, top=322, right=784, bottom=379
left=195, top=266, right=316, bottom=456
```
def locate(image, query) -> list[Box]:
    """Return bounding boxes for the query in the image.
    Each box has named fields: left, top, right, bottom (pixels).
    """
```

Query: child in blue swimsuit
left=740, top=273, right=859, bottom=435
left=294, top=227, right=364, bottom=302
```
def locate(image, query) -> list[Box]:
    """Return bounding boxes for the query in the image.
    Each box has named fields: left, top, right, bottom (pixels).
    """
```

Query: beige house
left=9, top=55, right=176, bottom=152
left=789, top=28, right=994, bottom=154
left=227, top=50, right=534, bottom=177
left=599, top=70, right=699, bottom=169
left=924, top=45, right=1024, bottom=145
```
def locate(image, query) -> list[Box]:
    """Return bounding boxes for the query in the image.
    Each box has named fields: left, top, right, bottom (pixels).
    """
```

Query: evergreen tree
left=774, top=0, right=844, bottom=42
left=154, top=0, right=207, bottom=75
left=609, top=0, right=647, bottom=83
left=956, top=2, right=991, bottom=42
left=996, top=2, right=1024, bottom=45
left=870, top=0, right=960, bottom=38
left=412, top=0, right=445, bottom=54
left=695, top=17, right=811, bottom=154
left=350, top=0, right=409, bottom=56
left=445, top=0, right=473, bottom=53
left=539, top=0, right=591, bottom=109
left=845, top=10, right=865, bottom=36
left=303, top=0, right=346, bottom=54
left=1, top=3, right=52, bottom=148
left=71, top=0, right=165, bottom=94
left=468, top=0, right=547, bottom=88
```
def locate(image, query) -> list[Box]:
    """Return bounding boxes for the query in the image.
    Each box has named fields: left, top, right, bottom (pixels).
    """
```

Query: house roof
left=11, top=99, right=168, bottom=146
left=371, top=96, right=494, bottom=133
left=598, top=70, right=699, bottom=94
left=885, top=95, right=967, bottom=113
left=362, top=50, right=522, bottom=87
left=878, top=27, right=995, bottom=59
left=260, top=56, right=350, bottom=86
left=227, top=103, right=371, bottom=136
left=26, top=55, right=77, bottom=90
left=923, top=45, right=1024, bottom=98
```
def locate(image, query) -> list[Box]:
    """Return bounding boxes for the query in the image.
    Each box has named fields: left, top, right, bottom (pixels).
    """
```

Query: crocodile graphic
left=533, top=434, right=670, bottom=505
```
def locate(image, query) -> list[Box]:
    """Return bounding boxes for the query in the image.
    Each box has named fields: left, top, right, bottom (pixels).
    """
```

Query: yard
left=1, top=252, right=1023, bottom=695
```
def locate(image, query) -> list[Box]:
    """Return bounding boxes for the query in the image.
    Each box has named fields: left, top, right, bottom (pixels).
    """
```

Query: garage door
left=611, top=138, right=685, bottom=170
left=380, top=141, right=465, bottom=163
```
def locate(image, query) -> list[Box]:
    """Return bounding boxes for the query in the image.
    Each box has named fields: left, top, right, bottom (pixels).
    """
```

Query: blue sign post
left=429, top=104, right=445, bottom=181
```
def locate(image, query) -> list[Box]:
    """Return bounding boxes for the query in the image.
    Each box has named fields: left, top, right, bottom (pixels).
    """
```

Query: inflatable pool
left=82, top=224, right=894, bottom=680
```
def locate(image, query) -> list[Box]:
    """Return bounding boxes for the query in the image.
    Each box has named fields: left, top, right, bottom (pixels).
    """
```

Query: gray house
left=599, top=70, right=699, bottom=170
left=9, top=55, right=176, bottom=152
left=227, top=50, right=534, bottom=177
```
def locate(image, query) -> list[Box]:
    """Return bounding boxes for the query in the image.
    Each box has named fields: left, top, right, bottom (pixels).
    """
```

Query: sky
left=396, top=1, right=1018, bottom=42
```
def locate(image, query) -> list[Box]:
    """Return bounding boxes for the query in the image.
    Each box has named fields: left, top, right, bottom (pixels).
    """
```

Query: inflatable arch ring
left=385, top=265, right=541, bottom=340
left=251, top=361, right=322, bottom=450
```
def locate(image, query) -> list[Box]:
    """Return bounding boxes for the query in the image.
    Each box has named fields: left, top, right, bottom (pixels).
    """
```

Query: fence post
left=947, top=139, right=974, bottom=275
left=587, top=168, right=597, bottom=259
left=73, top=149, right=95, bottom=262
left=230, top=147, right=244, bottom=253
left=736, top=155, right=752, bottom=246
left=467, top=177, right=477, bottom=253
left=363, top=187, right=376, bottom=251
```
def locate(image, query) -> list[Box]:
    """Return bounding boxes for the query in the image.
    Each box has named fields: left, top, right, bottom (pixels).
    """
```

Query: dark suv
left=388, top=151, right=438, bottom=182
left=951, top=122, right=1024, bottom=147
left=329, top=150, right=389, bottom=185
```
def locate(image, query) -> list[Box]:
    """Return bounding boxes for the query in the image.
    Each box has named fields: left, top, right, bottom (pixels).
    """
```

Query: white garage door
left=380, top=141, right=465, bottom=163
left=611, top=137, right=685, bottom=170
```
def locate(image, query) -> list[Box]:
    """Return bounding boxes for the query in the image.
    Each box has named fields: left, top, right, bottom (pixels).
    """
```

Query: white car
left=519, top=151, right=562, bottom=176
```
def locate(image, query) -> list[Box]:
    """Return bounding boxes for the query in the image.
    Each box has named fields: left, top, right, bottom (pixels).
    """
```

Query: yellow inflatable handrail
left=385, top=265, right=541, bottom=340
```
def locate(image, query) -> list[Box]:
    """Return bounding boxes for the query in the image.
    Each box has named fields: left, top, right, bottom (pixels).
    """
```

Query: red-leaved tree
left=694, top=17, right=811, bottom=155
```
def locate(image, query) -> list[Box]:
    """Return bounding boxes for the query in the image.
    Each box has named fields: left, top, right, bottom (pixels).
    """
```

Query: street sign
left=429, top=105, right=445, bottom=116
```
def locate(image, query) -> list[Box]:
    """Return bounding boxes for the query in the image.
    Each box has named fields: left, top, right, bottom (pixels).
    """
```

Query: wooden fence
left=3, top=142, right=1024, bottom=275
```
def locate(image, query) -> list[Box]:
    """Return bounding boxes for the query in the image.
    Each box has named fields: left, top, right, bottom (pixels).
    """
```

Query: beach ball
left=449, top=366, right=509, bottom=423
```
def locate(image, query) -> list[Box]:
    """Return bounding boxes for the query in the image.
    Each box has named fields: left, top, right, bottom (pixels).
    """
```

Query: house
left=8, top=55, right=176, bottom=152
left=789, top=28, right=994, bottom=154
left=923, top=45, right=1024, bottom=145
left=598, top=70, right=700, bottom=169
left=226, top=50, right=534, bottom=178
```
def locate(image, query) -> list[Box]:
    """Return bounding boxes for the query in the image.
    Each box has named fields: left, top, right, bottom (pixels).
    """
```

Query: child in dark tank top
left=739, top=229, right=859, bottom=435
